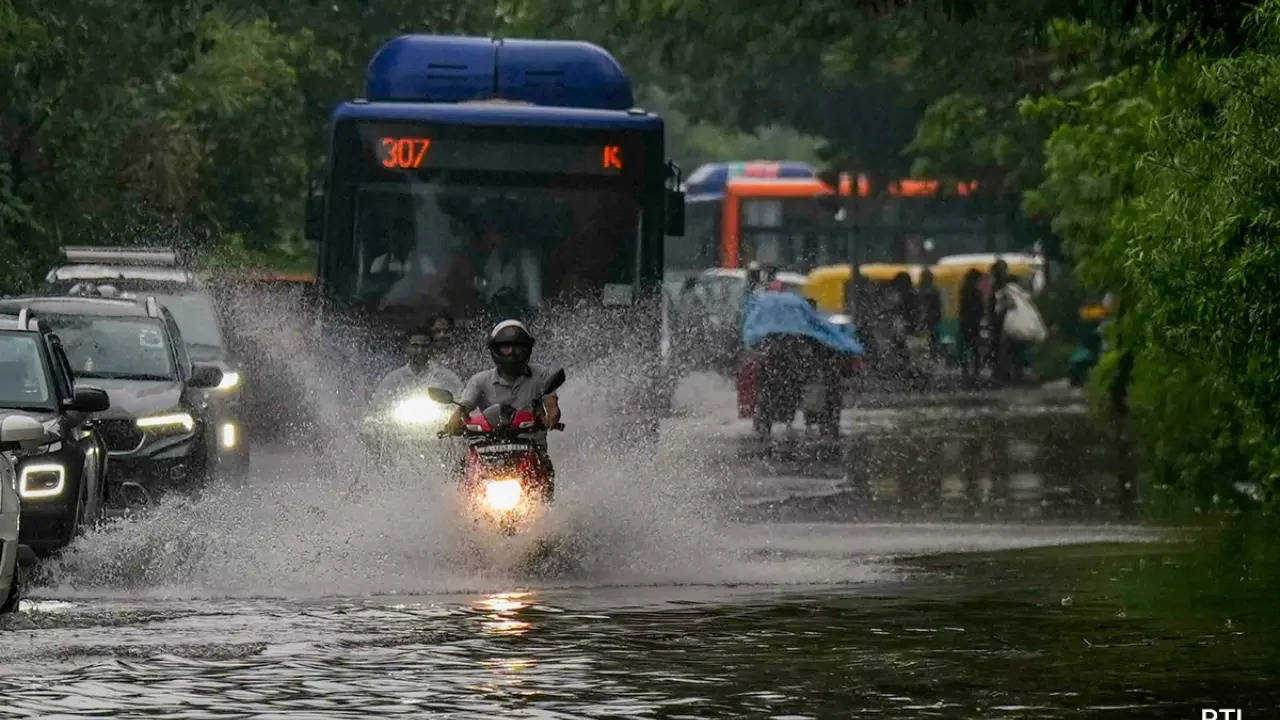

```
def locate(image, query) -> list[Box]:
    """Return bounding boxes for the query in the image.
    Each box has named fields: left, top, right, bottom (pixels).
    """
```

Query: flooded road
left=2, top=375, right=1274, bottom=718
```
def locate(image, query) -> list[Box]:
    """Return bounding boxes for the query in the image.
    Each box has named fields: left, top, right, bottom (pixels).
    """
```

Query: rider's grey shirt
left=459, top=363, right=558, bottom=412
left=370, top=362, right=463, bottom=406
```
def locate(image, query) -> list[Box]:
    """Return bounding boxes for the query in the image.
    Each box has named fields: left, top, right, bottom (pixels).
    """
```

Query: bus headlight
left=137, top=412, right=195, bottom=433
left=483, top=479, right=523, bottom=512
left=20, top=463, right=66, bottom=499
left=391, top=396, right=447, bottom=426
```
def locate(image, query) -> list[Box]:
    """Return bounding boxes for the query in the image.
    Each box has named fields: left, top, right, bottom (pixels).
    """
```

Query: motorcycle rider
left=446, top=320, right=561, bottom=479
left=370, top=315, right=464, bottom=408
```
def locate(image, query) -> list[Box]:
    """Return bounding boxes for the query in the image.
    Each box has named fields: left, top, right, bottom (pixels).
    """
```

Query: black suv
left=45, top=247, right=250, bottom=478
left=0, top=310, right=112, bottom=555
left=0, top=296, right=224, bottom=504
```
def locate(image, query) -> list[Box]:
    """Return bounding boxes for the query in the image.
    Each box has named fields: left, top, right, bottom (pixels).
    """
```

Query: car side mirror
left=190, top=364, right=224, bottom=389
left=427, top=387, right=455, bottom=405
left=1, top=415, right=46, bottom=452
left=70, top=386, right=110, bottom=413
left=665, top=189, right=685, bottom=236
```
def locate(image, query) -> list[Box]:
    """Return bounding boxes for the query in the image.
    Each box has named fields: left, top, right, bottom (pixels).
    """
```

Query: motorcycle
left=428, top=369, right=565, bottom=536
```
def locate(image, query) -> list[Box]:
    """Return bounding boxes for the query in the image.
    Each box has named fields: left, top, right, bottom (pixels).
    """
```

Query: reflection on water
left=1, top=539, right=1276, bottom=718
left=479, top=592, right=533, bottom=635
left=742, top=396, right=1141, bottom=524
left=2, top=383, right=1269, bottom=718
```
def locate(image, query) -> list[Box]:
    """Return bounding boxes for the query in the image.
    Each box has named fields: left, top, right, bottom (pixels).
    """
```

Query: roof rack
left=16, top=308, right=29, bottom=330
left=144, top=296, right=161, bottom=318
left=61, top=246, right=179, bottom=267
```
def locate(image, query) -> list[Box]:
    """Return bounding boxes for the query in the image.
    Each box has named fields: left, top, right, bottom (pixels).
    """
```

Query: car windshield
left=0, top=333, right=51, bottom=409
left=41, top=314, right=175, bottom=381
left=152, top=293, right=224, bottom=351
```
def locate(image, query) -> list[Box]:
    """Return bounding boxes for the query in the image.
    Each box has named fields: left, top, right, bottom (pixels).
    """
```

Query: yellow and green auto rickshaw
left=804, top=263, right=926, bottom=314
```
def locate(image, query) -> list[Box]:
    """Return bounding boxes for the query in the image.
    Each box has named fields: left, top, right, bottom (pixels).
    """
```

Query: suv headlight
left=216, top=370, right=241, bottom=391
left=137, top=412, right=195, bottom=434
left=20, top=463, right=66, bottom=499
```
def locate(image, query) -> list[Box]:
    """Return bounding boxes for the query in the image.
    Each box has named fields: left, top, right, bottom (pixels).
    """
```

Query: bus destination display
left=369, top=135, right=628, bottom=176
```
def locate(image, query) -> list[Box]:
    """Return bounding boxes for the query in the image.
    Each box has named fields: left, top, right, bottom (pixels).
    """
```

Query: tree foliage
left=1, top=0, right=1277, bottom=506
left=1028, top=2, right=1280, bottom=507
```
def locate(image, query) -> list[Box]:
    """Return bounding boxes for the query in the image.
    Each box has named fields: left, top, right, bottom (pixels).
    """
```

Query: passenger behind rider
left=370, top=314, right=463, bottom=408
left=445, top=320, right=561, bottom=440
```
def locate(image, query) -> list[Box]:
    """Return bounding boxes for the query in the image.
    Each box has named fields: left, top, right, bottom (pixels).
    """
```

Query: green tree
left=1028, top=2, right=1280, bottom=508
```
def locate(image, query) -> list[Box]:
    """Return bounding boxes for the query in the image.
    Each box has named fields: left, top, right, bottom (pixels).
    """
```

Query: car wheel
left=59, top=476, right=87, bottom=549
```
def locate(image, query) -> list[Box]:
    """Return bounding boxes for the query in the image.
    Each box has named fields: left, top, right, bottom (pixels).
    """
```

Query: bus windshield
left=328, top=120, right=647, bottom=323
left=351, top=182, right=639, bottom=320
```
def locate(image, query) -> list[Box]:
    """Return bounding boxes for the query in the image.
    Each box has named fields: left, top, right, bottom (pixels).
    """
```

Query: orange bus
left=669, top=164, right=992, bottom=277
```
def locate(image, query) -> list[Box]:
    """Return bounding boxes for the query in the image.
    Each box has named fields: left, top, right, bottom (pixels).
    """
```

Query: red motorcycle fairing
left=457, top=406, right=554, bottom=535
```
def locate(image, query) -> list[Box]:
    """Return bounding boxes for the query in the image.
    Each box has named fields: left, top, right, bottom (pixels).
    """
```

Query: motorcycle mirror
left=427, top=387, right=455, bottom=405
left=542, top=368, right=566, bottom=396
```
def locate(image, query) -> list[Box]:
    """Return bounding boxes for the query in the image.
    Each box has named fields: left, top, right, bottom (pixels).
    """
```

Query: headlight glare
left=220, top=422, right=238, bottom=449
left=391, top=396, right=447, bottom=425
left=19, top=463, right=66, bottom=499
left=216, top=370, right=241, bottom=391
left=137, top=412, right=195, bottom=433
left=483, top=478, right=524, bottom=512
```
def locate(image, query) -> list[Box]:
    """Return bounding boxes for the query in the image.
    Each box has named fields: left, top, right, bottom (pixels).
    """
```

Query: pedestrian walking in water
left=993, top=275, right=1046, bottom=385
left=958, top=268, right=984, bottom=382
left=886, top=271, right=917, bottom=380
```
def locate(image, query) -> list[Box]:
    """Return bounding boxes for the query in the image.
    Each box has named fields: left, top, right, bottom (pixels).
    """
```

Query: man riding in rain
left=447, top=320, right=561, bottom=435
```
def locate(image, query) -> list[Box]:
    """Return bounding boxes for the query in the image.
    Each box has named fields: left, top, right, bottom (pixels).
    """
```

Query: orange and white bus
left=667, top=161, right=996, bottom=276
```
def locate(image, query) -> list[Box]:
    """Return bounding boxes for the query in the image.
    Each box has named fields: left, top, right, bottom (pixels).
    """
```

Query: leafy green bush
left=1031, top=3, right=1280, bottom=510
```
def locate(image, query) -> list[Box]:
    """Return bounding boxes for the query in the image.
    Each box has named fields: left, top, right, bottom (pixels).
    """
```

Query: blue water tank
left=365, top=35, right=634, bottom=110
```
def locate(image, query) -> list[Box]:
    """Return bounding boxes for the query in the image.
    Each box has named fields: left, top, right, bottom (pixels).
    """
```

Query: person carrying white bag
left=994, top=278, right=1046, bottom=382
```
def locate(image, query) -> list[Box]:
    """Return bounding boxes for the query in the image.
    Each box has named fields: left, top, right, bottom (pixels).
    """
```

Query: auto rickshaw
left=804, top=262, right=926, bottom=314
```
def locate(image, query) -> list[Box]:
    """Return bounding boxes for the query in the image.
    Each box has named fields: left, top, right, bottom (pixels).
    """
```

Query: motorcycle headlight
left=483, top=478, right=524, bottom=512
left=391, top=396, right=448, bottom=425
left=136, top=412, right=195, bottom=434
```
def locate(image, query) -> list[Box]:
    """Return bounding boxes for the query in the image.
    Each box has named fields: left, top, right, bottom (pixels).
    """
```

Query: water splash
left=39, top=285, right=860, bottom=600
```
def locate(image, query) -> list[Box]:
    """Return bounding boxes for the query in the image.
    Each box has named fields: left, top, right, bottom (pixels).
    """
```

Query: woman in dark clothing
left=918, top=269, right=943, bottom=355
left=958, top=268, right=985, bottom=381
left=889, top=271, right=918, bottom=332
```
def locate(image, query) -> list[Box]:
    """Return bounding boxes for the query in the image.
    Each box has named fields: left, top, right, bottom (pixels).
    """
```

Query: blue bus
left=305, top=36, right=683, bottom=402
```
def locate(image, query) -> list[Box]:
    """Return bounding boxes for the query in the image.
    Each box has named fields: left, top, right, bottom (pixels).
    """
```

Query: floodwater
left=1, top=373, right=1276, bottom=718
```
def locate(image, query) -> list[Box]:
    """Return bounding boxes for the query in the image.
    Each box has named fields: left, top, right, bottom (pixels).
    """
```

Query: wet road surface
left=1, top=375, right=1273, bottom=718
